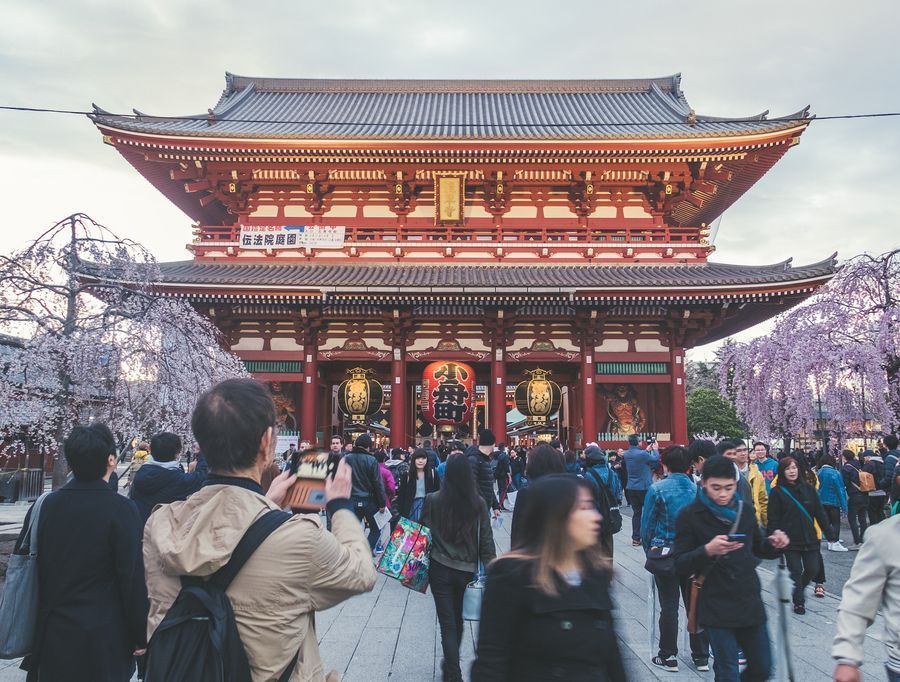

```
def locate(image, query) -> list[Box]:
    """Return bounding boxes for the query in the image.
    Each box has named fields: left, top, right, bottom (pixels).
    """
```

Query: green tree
left=686, top=388, right=746, bottom=439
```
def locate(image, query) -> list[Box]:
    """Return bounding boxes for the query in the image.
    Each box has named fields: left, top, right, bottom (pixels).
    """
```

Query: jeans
left=512, top=473, right=523, bottom=492
left=626, top=489, right=647, bottom=541
left=352, top=498, right=381, bottom=551
left=654, top=572, right=709, bottom=660
left=497, top=478, right=510, bottom=508
left=823, top=504, right=842, bottom=543
left=784, top=549, right=820, bottom=606
left=887, top=664, right=900, bottom=682
left=848, top=494, right=869, bottom=544
left=429, top=560, right=472, bottom=678
left=869, top=494, right=887, bottom=526
left=706, top=622, right=772, bottom=682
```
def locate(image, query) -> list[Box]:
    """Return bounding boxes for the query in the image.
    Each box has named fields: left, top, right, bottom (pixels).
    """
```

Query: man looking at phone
left=143, top=378, right=376, bottom=680
left=343, top=434, right=387, bottom=551
left=673, top=455, right=789, bottom=681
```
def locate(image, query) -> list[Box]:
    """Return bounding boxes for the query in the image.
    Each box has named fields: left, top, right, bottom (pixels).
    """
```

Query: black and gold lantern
left=337, top=367, right=384, bottom=426
left=514, top=368, right=562, bottom=424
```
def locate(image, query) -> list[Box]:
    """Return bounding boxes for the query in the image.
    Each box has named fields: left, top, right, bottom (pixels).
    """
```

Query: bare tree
left=0, top=214, right=247, bottom=488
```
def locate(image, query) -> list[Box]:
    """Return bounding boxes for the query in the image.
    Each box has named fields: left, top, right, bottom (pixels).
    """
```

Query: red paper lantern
left=421, top=361, right=475, bottom=426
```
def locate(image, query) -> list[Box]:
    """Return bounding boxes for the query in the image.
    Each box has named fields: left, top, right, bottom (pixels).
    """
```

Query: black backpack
left=586, top=468, right=623, bottom=536
left=144, top=509, right=295, bottom=682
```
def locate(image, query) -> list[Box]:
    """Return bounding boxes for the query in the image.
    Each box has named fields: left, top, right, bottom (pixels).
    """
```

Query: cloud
left=0, top=0, right=897, bottom=351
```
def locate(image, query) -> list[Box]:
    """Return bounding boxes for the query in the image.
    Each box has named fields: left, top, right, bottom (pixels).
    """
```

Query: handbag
left=643, top=545, right=675, bottom=576
left=462, top=523, right=485, bottom=621
left=687, top=499, right=744, bottom=635
left=0, top=492, right=49, bottom=658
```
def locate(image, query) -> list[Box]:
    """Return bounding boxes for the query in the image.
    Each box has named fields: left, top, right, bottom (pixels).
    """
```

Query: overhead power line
left=0, top=104, right=899, bottom=128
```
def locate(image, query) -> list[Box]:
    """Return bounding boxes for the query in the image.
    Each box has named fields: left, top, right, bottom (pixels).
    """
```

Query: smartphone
left=284, top=450, right=336, bottom=511
left=727, top=533, right=748, bottom=543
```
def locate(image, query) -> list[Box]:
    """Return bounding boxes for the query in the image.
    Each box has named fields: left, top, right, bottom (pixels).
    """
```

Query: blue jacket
left=584, top=463, right=622, bottom=504
left=129, top=454, right=208, bottom=526
left=624, top=446, right=660, bottom=491
left=755, top=457, right=778, bottom=494
left=640, top=473, right=697, bottom=550
left=817, top=465, right=848, bottom=512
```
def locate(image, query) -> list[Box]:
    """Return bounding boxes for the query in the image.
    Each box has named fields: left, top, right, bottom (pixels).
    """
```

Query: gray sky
left=1, top=0, right=898, bottom=356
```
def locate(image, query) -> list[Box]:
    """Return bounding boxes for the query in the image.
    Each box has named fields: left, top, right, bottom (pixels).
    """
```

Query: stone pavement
left=0, top=496, right=893, bottom=680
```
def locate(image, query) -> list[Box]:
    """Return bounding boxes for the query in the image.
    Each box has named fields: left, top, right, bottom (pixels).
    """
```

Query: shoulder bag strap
left=210, top=508, right=292, bottom=591
left=22, top=491, right=51, bottom=556
left=780, top=487, right=814, bottom=527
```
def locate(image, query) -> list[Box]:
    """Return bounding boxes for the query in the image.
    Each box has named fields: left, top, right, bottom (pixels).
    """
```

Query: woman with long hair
left=767, top=456, right=829, bottom=614
left=421, top=454, right=496, bottom=682
left=510, top=443, right=567, bottom=548
left=397, top=447, right=439, bottom=521
left=472, top=475, right=624, bottom=681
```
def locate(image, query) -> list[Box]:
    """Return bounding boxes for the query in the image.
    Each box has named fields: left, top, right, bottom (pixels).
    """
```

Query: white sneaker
left=828, top=541, right=849, bottom=552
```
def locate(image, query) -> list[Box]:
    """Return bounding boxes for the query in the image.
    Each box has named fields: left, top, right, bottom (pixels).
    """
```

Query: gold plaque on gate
left=434, top=172, right=465, bottom=225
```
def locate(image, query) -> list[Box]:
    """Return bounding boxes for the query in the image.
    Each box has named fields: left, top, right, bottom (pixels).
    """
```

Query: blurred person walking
left=472, top=475, right=625, bottom=681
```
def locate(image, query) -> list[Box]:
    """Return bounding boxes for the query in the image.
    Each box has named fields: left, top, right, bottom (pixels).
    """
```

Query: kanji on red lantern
left=421, top=361, right=475, bottom=426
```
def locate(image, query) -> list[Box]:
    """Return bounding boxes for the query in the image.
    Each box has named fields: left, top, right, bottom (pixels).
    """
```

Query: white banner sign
left=239, top=225, right=346, bottom=249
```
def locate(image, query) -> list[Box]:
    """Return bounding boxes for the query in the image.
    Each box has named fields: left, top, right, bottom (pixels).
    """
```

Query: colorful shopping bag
left=376, top=516, right=431, bottom=593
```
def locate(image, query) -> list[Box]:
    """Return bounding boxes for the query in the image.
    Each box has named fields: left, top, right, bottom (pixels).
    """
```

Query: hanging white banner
left=239, top=224, right=346, bottom=249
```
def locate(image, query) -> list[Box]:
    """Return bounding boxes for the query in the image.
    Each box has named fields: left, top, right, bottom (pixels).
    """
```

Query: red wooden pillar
left=301, top=332, right=318, bottom=445
left=582, top=351, right=597, bottom=447
left=490, top=348, right=507, bottom=443
left=391, top=347, right=407, bottom=449
left=670, top=345, right=688, bottom=444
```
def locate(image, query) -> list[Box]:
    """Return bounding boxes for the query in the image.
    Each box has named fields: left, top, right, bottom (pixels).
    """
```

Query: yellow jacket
left=748, top=463, right=769, bottom=528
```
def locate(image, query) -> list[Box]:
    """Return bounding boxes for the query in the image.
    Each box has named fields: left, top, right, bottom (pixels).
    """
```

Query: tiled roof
left=149, top=256, right=837, bottom=292
left=90, top=73, right=810, bottom=141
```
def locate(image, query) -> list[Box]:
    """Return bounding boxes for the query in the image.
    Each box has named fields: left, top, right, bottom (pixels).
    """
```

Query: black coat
left=396, top=465, right=440, bottom=518
left=466, top=445, right=499, bottom=511
left=766, top=482, right=829, bottom=551
left=17, top=479, right=148, bottom=681
left=343, top=448, right=386, bottom=508
left=673, top=497, right=780, bottom=629
left=472, top=557, right=626, bottom=682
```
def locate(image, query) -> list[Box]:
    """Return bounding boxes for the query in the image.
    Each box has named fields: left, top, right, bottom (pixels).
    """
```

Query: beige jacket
left=832, top=514, right=900, bottom=673
left=143, top=483, right=376, bottom=681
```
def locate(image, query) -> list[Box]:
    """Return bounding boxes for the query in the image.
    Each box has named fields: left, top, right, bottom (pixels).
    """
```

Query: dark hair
left=65, top=423, right=115, bottom=481
left=192, top=379, right=276, bottom=473
left=374, top=449, right=387, bottom=463
left=435, top=454, right=483, bottom=544
left=884, top=435, right=898, bottom=450
left=661, top=445, right=690, bottom=474
left=423, top=439, right=432, bottom=448
left=526, top=443, right=565, bottom=480
left=330, top=434, right=344, bottom=445
left=564, top=449, right=576, bottom=465
left=716, top=438, right=738, bottom=455
left=150, top=432, right=182, bottom=463
left=752, top=441, right=770, bottom=453
left=627, top=434, right=639, bottom=447
left=775, top=456, right=801, bottom=487
left=507, top=475, right=606, bottom=595
left=817, top=453, right=836, bottom=469
left=842, top=449, right=856, bottom=462
left=447, top=440, right=466, bottom=454
left=701, top=455, right=737, bottom=481
left=549, top=438, right=561, bottom=450
left=688, top=439, right=717, bottom=464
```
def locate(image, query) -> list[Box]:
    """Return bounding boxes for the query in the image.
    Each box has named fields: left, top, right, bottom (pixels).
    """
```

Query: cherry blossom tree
left=0, top=214, right=247, bottom=488
left=720, top=248, right=900, bottom=448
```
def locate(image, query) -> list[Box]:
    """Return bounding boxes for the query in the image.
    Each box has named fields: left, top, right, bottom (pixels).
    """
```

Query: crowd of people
left=5, top=377, right=900, bottom=681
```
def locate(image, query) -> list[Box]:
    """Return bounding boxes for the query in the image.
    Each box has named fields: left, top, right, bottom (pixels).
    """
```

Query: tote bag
left=0, top=492, right=50, bottom=658
left=376, top=517, right=432, bottom=593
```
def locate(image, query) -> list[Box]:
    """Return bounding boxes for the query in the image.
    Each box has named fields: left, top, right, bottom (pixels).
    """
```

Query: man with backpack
left=142, top=378, right=376, bottom=681
left=583, top=444, right=622, bottom=557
